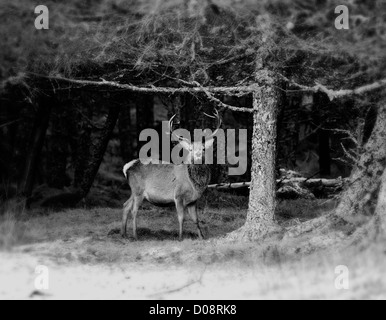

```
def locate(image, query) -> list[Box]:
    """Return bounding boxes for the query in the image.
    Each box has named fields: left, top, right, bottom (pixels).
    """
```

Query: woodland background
left=1, top=0, right=384, bottom=209
left=0, top=0, right=385, bottom=300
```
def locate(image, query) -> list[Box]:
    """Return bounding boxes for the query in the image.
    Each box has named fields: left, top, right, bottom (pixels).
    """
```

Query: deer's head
left=168, top=110, right=222, bottom=164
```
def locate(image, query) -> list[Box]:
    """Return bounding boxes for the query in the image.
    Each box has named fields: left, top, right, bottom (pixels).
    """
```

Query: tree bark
left=227, top=76, right=281, bottom=240
left=284, top=106, right=386, bottom=247
left=335, top=104, right=386, bottom=218
left=246, top=85, right=280, bottom=233
left=375, top=168, right=386, bottom=234
left=225, top=68, right=282, bottom=241
left=78, top=104, right=121, bottom=196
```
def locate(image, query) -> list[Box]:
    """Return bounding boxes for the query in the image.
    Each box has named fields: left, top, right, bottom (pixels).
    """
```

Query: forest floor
left=0, top=194, right=385, bottom=300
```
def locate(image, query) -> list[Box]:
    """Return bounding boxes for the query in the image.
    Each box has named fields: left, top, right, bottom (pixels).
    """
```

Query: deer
left=121, top=111, right=221, bottom=241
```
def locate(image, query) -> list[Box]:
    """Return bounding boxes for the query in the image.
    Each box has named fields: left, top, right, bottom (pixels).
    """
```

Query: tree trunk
left=118, top=104, right=134, bottom=161
left=0, top=100, right=18, bottom=183
left=245, top=85, right=280, bottom=234
left=73, top=100, right=93, bottom=188
left=319, top=129, right=331, bottom=177
left=47, top=101, right=72, bottom=189
left=375, top=168, right=386, bottom=234
left=40, top=103, right=121, bottom=208
left=335, top=104, right=386, bottom=218
left=314, top=93, right=331, bottom=177
left=78, top=104, right=121, bottom=196
left=225, top=67, right=282, bottom=241
left=19, top=97, right=52, bottom=199
left=136, top=94, right=154, bottom=157
left=180, top=93, right=199, bottom=132
left=284, top=105, right=386, bottom=247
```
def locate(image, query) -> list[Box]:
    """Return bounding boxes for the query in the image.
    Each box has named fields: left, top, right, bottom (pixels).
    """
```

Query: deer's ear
left=205, top=138, right=215, bottom=150
left=179, top=140, right=192, bottom=151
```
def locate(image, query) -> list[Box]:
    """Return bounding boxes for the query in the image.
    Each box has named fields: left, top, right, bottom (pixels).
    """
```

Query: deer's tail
left=123, top=160, right=140, bottom=179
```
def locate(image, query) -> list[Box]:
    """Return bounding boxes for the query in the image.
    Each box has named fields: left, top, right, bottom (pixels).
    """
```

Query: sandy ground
left=1, top=239, right=386, bottom=300
left=1, top=206, right=386, bottom=300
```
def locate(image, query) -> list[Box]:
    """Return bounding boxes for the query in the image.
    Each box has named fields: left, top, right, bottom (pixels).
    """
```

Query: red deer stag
left=122, top=111, right=222, bottom=241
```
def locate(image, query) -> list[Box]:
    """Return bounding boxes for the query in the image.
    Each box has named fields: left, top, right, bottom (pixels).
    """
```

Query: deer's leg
left=175, top=199, right=185, bottom=241
left=188, top=204, right=204, bottom=240
left=121, top=196, right=134, bottom=238
left=132, top=195, right=144, bottom=240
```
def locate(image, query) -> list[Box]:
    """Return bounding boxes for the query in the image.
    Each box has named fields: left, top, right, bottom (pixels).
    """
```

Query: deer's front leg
left=188, top=204, right=204, bottom=240
left=175, top=199, right=185, bottom=241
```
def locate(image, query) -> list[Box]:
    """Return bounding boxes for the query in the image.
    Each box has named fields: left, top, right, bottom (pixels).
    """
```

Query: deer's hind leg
left=131, top=195, right=144, bottom=240
left=121, top=196, right=134, bottom=238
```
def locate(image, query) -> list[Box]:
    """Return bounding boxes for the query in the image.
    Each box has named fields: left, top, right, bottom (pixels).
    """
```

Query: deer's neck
left=187, top=164, right=211, bottom=192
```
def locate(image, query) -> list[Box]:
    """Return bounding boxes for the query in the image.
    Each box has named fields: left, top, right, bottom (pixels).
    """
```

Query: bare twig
left=148, top=267, right=206, bottom=298
left=340, top=142, right=360, bottom=164
left=327, top=128, right=359, bottom=145
left=209, top=52, right=255, bottom=67
left=191, top=81, right=254, bottom=113
left=0, top=119, right=22, bottom=129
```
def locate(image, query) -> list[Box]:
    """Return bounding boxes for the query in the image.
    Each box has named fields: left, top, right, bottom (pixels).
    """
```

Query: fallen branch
left=149, top=278, right=200, bottom=298
left=208, top=178, right=347, bottom=190
left=148, top=267, right=206, bottom=298
left=209, top=181, right=251, bottom=190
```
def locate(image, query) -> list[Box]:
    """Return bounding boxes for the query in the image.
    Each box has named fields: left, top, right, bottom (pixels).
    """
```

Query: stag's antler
left=203, top=109, right=222, bottom=139
left=168, top=110, right=222, bottom=142
left=168, top=115, right=191, bottom=144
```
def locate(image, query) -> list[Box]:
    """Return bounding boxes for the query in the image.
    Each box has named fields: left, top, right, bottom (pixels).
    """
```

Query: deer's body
left=121, top=111, right=221, bottom=241
left=122, top=160, right=210, bottom=240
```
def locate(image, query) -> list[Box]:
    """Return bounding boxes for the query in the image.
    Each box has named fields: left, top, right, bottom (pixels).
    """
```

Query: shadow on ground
left=108, top=228, right=200, bottom=241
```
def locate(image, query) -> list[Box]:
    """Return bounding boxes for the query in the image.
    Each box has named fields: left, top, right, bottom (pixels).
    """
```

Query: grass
left=0, top=196, right=385, bottom=299
left=0, top=199, right=247, bottom=252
